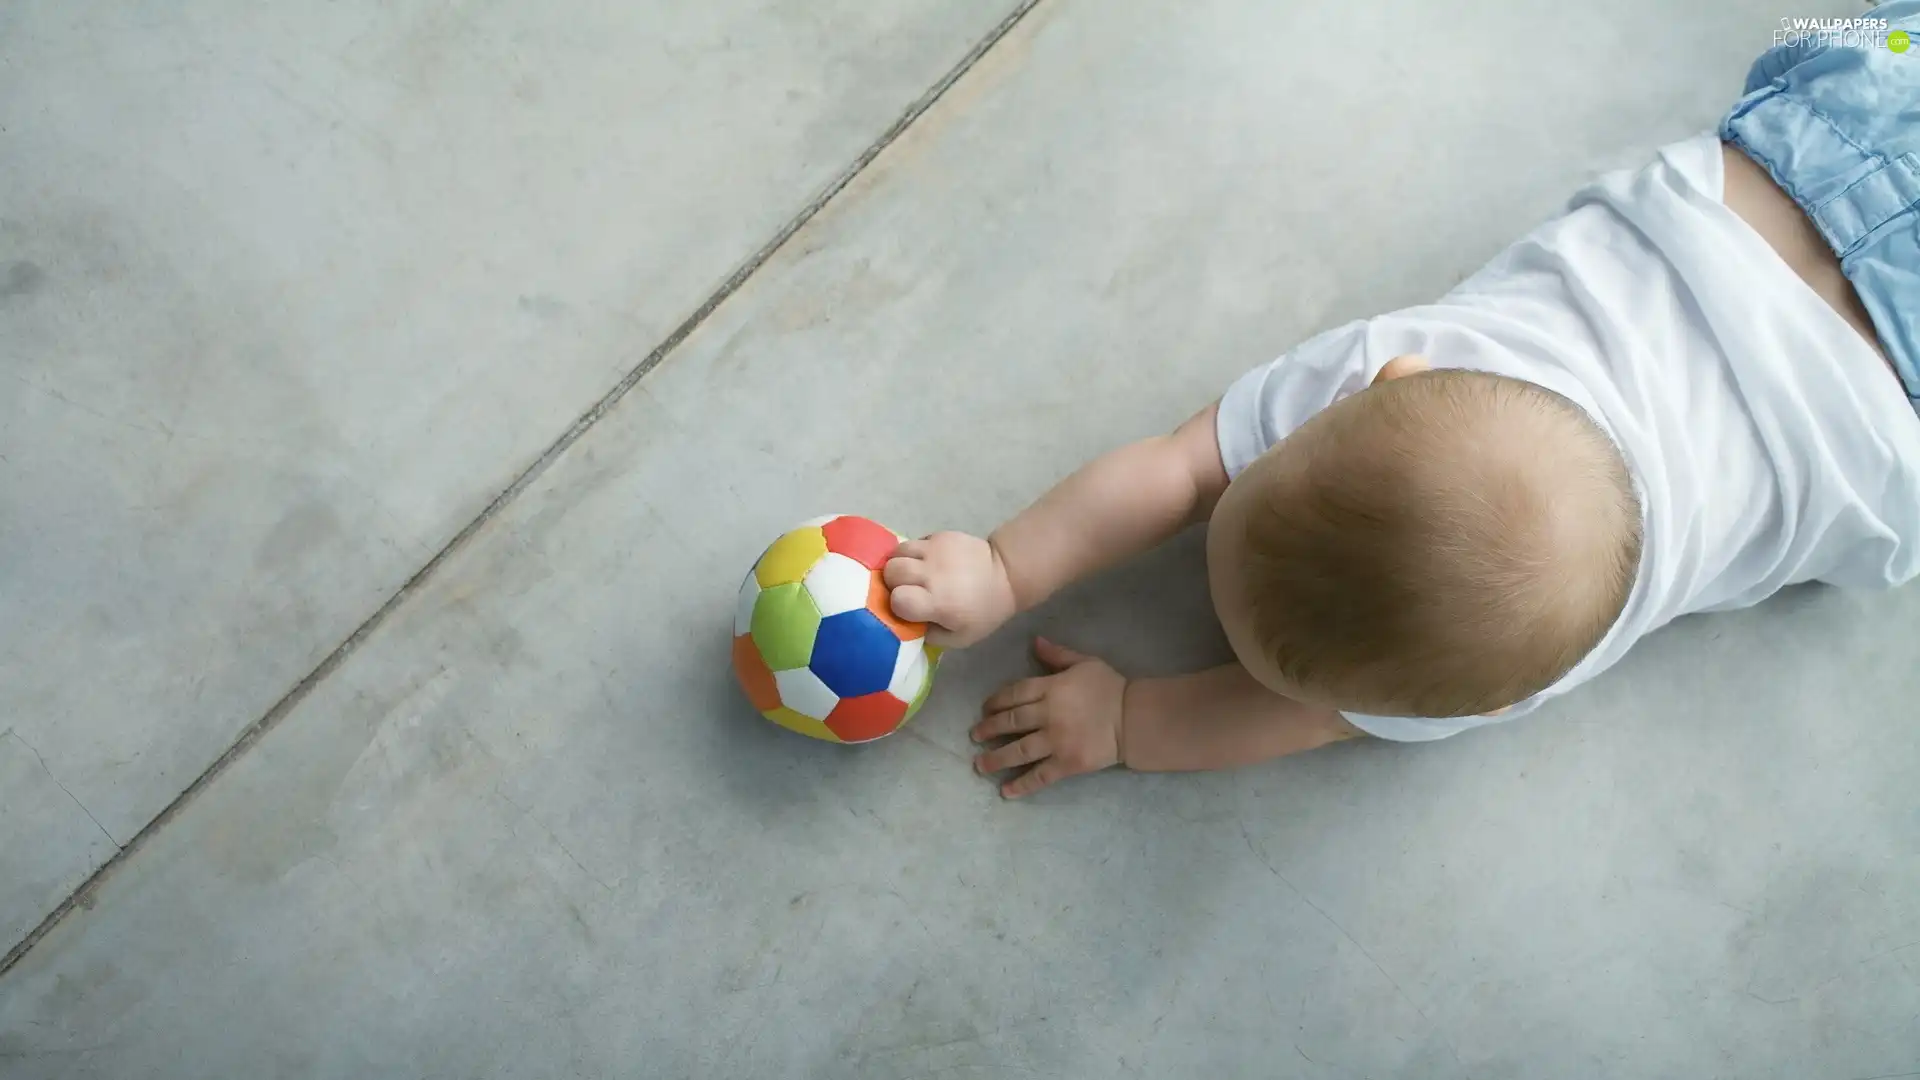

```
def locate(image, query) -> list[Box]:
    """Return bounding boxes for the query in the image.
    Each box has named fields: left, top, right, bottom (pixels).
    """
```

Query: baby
left=886, top=10, right=1920, bottom=797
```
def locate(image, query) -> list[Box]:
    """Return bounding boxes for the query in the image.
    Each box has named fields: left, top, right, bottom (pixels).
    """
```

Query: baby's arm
left=972, top=645, right=1357, bottom=798
left=1121, top=664, right=1360, bottom=771
left=886, top=403, right=1229, bottom=646
left=994, top=403, right=1229, bottom=607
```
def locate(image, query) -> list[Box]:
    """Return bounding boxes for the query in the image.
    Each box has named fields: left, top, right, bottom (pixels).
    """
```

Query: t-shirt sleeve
left=1341, top=693, right=1548, bottom=743
left=1215, top=318, right=1382, bottom=477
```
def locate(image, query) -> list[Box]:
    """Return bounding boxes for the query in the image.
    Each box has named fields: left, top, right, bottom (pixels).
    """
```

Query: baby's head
left=1208, top=356, right=1642, bottom=718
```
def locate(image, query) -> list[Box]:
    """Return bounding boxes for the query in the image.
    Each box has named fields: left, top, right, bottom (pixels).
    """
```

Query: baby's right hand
left=883, top=531, right=1017, bottom=649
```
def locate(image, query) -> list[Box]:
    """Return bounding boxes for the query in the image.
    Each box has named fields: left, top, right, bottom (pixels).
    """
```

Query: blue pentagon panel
left=809, top=608, right=902, bottom=698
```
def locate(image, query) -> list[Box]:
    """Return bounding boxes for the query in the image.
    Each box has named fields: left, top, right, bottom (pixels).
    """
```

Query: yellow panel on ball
left=755, top=526, right=828, bottom=588
left=766, top=705, right=843, bottom=743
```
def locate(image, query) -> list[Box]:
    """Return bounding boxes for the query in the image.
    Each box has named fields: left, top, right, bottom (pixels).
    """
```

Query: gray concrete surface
left=0, top=0, right=1024, bottom=946
left=6, top=1, right=1920, bottom=1078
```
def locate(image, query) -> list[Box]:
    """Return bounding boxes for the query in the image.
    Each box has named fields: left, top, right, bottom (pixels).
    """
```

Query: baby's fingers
left=975, top=732, right=1050, bottom=775
left=982, top=677, right=1048, bottom=716
left=887, top=583, right=939, bottom=624
left=972, top=701, right=1044, bottom=743
left=1033, top=636, right=1094, bottom=670
left=882, top=555, right=929, bottom=589
left=1002, top=761, right=1066, bottom=799
left=923, top=623, right=964, bottom=650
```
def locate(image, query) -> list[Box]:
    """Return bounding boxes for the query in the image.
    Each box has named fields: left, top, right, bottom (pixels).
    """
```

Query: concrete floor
left=0, top=0, right=1024, bottom=948
left=4, top=1, right=1918, bottom=1078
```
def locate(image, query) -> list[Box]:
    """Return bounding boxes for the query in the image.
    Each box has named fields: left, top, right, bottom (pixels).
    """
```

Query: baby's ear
left=1372, top=353, right=1431, bottom=385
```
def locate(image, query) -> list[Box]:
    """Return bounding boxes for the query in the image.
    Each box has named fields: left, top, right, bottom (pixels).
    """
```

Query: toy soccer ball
left=731, top=515, right=940, bottom=743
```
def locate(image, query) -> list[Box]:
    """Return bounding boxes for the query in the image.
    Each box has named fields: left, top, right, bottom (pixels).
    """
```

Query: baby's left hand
left=971, top=637, right=1126, bottom=798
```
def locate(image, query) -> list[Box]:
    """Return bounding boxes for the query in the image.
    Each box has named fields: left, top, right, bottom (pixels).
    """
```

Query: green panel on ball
left=903, top=657, right=934, bottom=722
left=751, top=583, right=821, bottom=671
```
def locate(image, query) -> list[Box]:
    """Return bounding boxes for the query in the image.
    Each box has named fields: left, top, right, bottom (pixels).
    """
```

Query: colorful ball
left=731, top=515, right=941, bottom=743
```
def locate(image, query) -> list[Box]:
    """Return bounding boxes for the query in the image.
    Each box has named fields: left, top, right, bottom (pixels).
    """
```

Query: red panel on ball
left=822, top=515, right=899, bottom=570
left=731, top=634, right=781, bottom=712
left=826, top=692, right=910, bottom=742
left=866, top=570, right=926, bottom=641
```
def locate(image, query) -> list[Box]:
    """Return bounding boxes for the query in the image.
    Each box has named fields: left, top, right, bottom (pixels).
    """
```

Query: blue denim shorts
left=1720, top=0, right=1920, bottom=411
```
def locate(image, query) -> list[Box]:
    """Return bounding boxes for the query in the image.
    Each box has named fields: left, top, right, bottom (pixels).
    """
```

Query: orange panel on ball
left=865, top=570, right=927, bottom=641
left=822, top=515, right=900, bottom=570
left=731, top=635, right=781, bottom=712
left=826, top=692, right=910, bottom=742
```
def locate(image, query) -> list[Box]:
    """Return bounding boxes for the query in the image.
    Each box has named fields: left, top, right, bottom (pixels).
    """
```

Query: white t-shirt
left=1216, top=132, right=1920, bottom=742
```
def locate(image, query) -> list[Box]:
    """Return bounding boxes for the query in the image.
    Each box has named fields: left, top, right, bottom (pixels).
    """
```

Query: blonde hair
left=1241, top=369, right=1641, bottom=717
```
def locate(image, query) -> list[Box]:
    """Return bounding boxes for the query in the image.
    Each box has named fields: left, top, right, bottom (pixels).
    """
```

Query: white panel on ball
left=773, top=667, right=841, bottom=721
left=733, top=572, right=761, bottom=637
left=801, top=552, right=872, bottom=617
left=886, top=638, right=928, bottom=703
